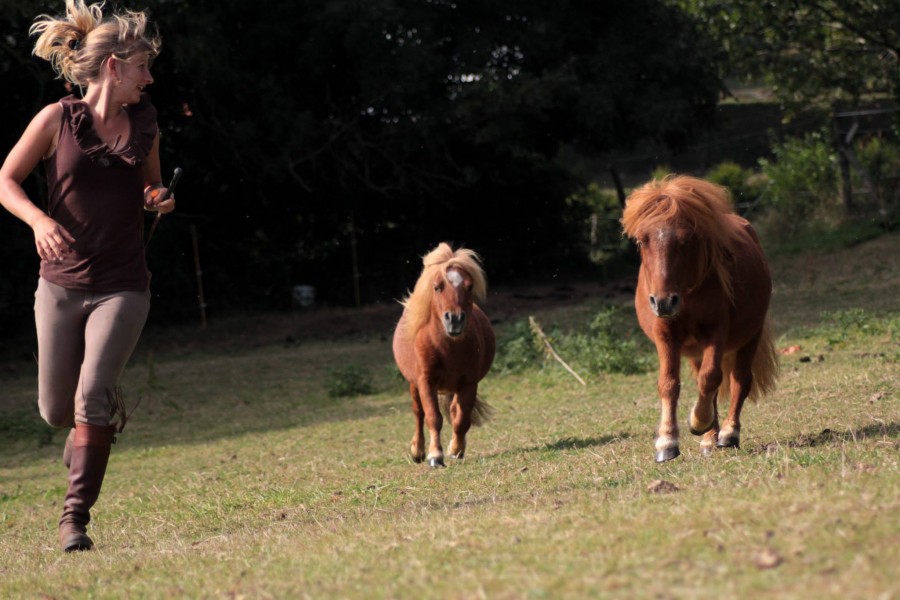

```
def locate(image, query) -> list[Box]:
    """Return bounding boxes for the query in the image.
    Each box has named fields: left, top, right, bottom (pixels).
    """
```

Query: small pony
left=622, top=175, right=779, bottom=462
left=392, top=243, right=496, bottom=467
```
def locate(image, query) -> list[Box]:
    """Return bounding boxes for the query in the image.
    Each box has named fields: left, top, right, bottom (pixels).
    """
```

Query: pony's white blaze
left=447, top=269, right=464, bottom=288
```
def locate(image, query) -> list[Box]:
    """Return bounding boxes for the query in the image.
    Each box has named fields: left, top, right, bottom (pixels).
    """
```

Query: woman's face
left=113, top=53, right=154, bottom=104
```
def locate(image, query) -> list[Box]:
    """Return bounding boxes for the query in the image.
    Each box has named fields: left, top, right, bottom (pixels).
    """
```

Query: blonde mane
left=621, top=174, right=740, bottom=301
left=400, top=243, right=487, bottom=337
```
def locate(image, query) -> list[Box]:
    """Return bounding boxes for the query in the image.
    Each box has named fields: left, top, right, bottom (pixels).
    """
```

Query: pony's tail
left=749, top=317, right=779, bottom=401
left=717, top=318, right=779, bottom=403
left=438, top=393, right=495, bottom=427
left=471, top=396, right=495, bottom=426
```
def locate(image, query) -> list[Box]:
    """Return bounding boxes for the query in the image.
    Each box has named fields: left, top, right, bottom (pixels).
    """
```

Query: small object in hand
left=144, top=167, right=182, bottom=211
left=144, top=167, right=182, bottom=248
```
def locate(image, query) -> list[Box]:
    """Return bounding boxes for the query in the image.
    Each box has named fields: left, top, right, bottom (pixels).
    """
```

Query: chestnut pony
left=392, top=243, right=496, bottom=467
left=622, top=175, right=779, bottom=462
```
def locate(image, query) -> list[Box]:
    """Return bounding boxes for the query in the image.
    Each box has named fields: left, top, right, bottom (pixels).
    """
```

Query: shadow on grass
left=487, top=433, right=631, bottom=460
left=751, top=421, right=900, bottom=453
left=543, top=435, right=632, bottom=451
left=0, top=408, right=55, bottom=446
left=0, top=393, right=411, bottom=461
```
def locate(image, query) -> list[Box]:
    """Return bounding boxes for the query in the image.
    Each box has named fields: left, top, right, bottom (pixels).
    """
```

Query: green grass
left=0, top=234, right=897, bottom=599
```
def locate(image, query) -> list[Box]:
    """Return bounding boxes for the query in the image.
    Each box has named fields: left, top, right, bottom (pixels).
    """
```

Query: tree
left=0, top=0, right=723, bottom=330
left=673, top=1, right=900, bottom=114
left=147, top=0, right=723, bottom=308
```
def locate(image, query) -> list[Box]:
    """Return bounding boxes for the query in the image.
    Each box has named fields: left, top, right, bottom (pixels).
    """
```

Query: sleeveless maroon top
left=40, top=93, right=157, bottom=292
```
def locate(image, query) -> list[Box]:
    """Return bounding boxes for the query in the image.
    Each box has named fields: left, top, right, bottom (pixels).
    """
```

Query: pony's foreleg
left=409, top=383, right=426, bottom=463
left=447, top=384, right=477, bottom=459
left=654, top=341, right=682, bottom=463
left=689, top=345, right=723, bottom=435
left=417, top=378, right=445, bottom=468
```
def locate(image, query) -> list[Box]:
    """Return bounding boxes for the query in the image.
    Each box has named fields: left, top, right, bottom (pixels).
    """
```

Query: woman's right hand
left=33, top=215, right=76, bottom=263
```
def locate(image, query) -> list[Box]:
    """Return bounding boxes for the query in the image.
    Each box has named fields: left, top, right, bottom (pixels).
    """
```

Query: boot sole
left=61, top=533, right=93, bottom=552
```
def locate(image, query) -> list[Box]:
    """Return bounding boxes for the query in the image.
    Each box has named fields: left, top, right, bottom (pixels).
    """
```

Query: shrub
left=704, top=160, right=762, bottom=209
left=563, top=182, right=630, bottom=270
left=494, top=307, right=653, bottom=377
left=494, top=320, right=542, bottom=373
left=325, top=365, right=374, bottom=397
left=650, top=164, right=673, bottom=181
left=854, top=135, right=900, bottom=220
left=758, top=131, right=839, bottom=227
left=559, top=306, right=653, bottom=376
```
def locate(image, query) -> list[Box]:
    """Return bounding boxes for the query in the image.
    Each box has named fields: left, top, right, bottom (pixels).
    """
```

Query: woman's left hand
left=144, top=186, right=175, bottom=214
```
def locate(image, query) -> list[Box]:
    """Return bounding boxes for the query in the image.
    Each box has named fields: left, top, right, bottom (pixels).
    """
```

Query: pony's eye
left=434, top=282, right=444, bottom=292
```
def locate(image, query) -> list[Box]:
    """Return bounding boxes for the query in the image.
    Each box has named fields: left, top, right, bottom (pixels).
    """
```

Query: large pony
left=622, top=175, right=779, bottom=462
left=392, top=243, right=496, bottom=467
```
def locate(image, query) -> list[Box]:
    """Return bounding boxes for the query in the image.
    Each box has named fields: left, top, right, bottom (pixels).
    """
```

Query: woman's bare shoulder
left=26, top=102, right=67, bottom=157
left=33, top=102, right=65, bottom=128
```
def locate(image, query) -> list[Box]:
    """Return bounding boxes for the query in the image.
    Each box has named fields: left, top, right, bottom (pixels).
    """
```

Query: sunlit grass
left=0, top=233, right=897, bottom=599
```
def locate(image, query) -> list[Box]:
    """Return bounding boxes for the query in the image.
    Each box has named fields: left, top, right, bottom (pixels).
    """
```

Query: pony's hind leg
left=719, top=342, right=758, bottom=449
left=698, top=394, right=720, bottom=456
left=409, top=383, right=426, bottom=463
left=719, top=383, right=747, bottom=449
left=447, top=385, right=477, bottom=459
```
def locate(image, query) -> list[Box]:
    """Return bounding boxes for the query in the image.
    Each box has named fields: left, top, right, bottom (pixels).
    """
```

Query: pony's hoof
left=700, top=445, right=715, bottom=457
left=655, top=447, right=680, bottom=463
left=716, top=437, right=740, bottom=449
left=689, top=424, right=713, bottom=436
left=411, top=455, right=425, bottom=464
left=450, top=452, right=465, bottom=460
left=428, top=457, right=446, bottom=468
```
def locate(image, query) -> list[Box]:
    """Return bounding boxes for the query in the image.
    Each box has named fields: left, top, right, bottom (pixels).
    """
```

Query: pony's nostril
left=442, top=311, right=467, bottom=336
left=671, top=295, right=680, bottom=308
left=649, top=295, right=657, bottom=308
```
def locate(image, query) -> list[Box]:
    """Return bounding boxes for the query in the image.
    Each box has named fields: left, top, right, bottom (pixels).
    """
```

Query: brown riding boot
left=58, top=423, right=116, bottom=552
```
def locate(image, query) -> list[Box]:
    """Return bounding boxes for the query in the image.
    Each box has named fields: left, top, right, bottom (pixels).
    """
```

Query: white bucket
left=291, top=285, right=316, bottom=308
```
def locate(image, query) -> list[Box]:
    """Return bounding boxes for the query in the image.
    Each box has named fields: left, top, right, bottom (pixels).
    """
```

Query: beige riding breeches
left=34, top=278, right=150, bottom=427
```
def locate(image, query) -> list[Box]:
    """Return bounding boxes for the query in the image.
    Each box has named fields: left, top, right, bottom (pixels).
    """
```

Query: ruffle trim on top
left=63, top=93, right=158, bottom=167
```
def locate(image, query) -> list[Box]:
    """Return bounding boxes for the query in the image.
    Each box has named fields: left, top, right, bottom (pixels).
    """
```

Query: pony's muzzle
left=649, top=293, right=680, bottom=318
left=443, top=311, right=467, bottom=336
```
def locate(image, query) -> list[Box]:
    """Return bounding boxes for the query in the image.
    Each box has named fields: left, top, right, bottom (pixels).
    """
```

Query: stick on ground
left=528, top=316, right=587, bottom=386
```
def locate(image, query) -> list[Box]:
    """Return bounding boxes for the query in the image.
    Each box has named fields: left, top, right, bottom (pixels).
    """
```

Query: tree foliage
left=0, top=0, right=722, bottom=330
left=673, top=0, right=900, bottom=112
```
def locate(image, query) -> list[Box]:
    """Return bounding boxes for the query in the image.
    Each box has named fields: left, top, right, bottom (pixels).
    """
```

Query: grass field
left=1, top=233, right=898, bottom=599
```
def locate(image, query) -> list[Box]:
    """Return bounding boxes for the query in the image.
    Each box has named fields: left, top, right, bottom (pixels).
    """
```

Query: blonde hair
left=30, top=0, right=160, bottom=87
left=400, top=243, right=488, bottom=338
